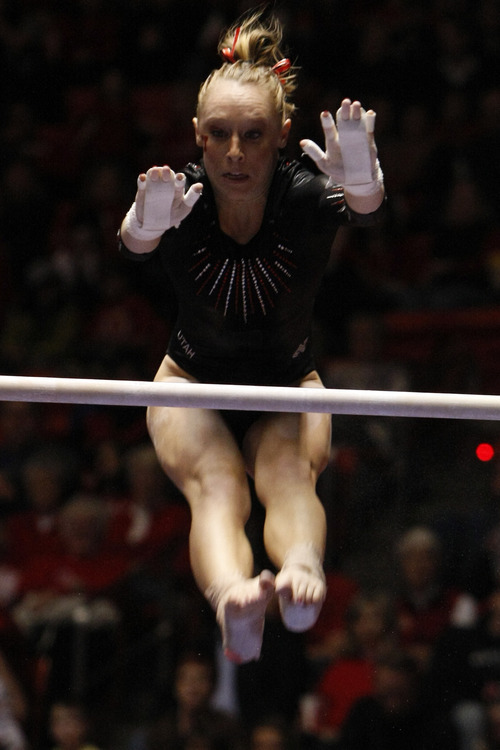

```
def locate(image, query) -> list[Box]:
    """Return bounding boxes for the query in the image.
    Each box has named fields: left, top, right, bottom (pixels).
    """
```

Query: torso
left=121, top=158, right=385, bottom=386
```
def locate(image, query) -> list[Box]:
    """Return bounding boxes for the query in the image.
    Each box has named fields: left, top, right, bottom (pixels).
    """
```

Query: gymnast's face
left=193, top=79, right=291, bottom=206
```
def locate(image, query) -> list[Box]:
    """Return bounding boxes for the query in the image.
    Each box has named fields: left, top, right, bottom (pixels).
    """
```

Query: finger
left=351, top=100, right=362, bottom=120
left=300, top=138, right=326, bottom=164
left=160, top=165, right=175, bottom=182
left=146, top=165, right=173, bottom=182
left=338, top=98, right=352, bottom=120
left=183, top=183, right=203, bottom=208
left=146, top=166, right=161, bottom=182
left=365, top=110, right=376, bottom=134
left=320, top=111, right=338, bottom=152
left=173, top=172, right=186, bottom=201
left=135, top=174, right=146, bottom=223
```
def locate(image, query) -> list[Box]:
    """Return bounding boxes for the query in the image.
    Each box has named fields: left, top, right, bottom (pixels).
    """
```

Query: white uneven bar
left=0, top=374, right=500, bottom=420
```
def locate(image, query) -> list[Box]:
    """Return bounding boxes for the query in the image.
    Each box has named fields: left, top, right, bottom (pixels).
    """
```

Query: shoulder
left=184, top=161, right=206, bottom=183
left=267, top=158, right=334, bottom=222
left=274, top=158, right=328, bottom=197
left=275, top=158, right=387, bottom=227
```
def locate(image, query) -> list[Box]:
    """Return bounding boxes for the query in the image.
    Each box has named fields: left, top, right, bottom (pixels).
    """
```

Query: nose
left=227, top=133, right=243, bottom=160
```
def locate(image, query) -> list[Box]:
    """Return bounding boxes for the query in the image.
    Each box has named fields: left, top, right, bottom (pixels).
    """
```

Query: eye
left=210, top=128, right=227, bottom=139
left=245, top=130, right=262, bottom=140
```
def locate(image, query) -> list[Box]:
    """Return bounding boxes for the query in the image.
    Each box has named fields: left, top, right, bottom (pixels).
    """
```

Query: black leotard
left=120, top=158, right=385, bottom=386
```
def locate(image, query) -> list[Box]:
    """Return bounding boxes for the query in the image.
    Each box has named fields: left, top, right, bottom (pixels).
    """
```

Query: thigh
left=243, top=371, right=332, bottom=483
left=147, top=356, right=248, bottom=496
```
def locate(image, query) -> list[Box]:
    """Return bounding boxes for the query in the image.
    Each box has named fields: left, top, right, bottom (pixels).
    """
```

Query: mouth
left=223, top=172, right=249, bottom=182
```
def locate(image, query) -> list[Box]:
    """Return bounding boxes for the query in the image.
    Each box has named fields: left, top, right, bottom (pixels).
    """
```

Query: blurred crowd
left=1, top=0, right=500, bottom=748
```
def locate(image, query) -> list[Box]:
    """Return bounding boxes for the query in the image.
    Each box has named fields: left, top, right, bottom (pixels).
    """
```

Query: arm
left=120, top=166, right=203, bottom=254
left=300, top=99, right=385, bottom=214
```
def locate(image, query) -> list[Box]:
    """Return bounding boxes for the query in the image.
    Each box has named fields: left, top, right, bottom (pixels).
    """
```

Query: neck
left=217, top=196, right=267, bottom=244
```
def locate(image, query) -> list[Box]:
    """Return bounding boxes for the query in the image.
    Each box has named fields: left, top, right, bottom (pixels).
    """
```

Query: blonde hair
left=197, top=10, right=298, bottom=124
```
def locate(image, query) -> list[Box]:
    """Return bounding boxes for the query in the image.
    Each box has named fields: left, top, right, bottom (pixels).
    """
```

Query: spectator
left=48, top=699, right=102, bottom=750
left=305, top=569, right=360, bottom=670
left=105, top=443, right=193, bottom=724
left=475, top=682, right=500, bottom=750
left=83, top=265, right=169, bottom=379
left=12, top=494, right=129, bottom=708
left=0, top=402, right=41, bottom=516
left=0, top=260, right=83, bottom=374
left=469, top=522, right=500, bottom=603
left=0, top=678, right=28, bottom=750
left=338, top=649, right=458, bottom=750
left=4, top=445, right=79, bottom=568
left=0, top=157, right=54, bottom=293
left=304, top=590, right=398, bottom=745
left=427, top=589, right=500, bottom=750
left=321, top=312, right=410, bottom=529
left=0, top=648, right=29, bottom=750
left=131, top=651, right=245, bottom=750
left=249, top=714, right=299, bottom=750
left=394, top=525, right=478, bottom=672
left=106, top=442, right=190, bottom=575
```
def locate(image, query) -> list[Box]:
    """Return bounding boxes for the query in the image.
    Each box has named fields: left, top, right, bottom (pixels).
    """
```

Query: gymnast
left=118, top=9, right=385, bottom=664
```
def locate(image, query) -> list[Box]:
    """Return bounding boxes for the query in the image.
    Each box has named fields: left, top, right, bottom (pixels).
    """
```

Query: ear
left=193, top=117, right=204, bottom=147
left=278, top=118, right=292, bottom=148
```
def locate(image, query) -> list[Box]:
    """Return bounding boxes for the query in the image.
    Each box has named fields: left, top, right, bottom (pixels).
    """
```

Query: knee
left=198, top=468, right=247, bottom=500
left=252, top=419, right=331, bottom=492
left=187, top=467, right=252, bottom=520
left=255, top=451, right=316, bottom=499
left=146, top=405, right=167, bottom=444
left=315, top=444, right=332, bottom=477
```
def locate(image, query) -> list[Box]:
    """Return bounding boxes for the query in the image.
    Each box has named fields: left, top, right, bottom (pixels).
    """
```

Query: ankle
left=205, top=575, right=246, bottom=612
left=280, top=543, right=325, bottom=579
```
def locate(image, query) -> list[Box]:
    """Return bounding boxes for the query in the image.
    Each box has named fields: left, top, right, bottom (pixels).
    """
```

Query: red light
left=476, top=443, right=495, bottom=462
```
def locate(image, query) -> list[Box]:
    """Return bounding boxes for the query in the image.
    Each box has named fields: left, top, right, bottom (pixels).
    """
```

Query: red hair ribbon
left=272, top=58, right=291, bottom=83
left=221, top=26, right=241, bottom=63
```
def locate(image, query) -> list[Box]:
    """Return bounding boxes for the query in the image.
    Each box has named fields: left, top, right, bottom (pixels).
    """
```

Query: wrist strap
left=122, top=202, right=164, bottom=241
left=342, top=161, right=384, bottom=197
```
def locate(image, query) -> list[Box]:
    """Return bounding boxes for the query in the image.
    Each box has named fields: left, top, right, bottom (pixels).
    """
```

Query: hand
left=300, top=99, right=381, bottom=195
left=125, top=166, right=203, bottom=241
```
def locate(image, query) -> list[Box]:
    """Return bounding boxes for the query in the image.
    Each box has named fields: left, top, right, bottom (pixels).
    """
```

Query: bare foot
left=275, top=560, right=326, bottom=633
left=210, top=570, right=275, bottom=663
